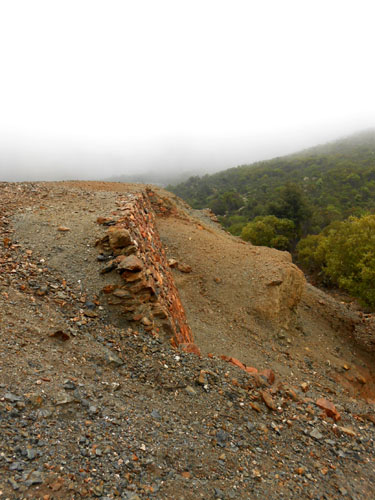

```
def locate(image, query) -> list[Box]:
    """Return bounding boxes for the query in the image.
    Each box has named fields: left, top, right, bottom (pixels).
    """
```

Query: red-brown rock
left=108, top=227, right=132, bottom=249
left=316, top=397, right=341, bottom=421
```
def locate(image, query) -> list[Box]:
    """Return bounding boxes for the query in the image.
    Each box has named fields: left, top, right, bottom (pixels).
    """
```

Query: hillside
left=168, top=130, right=375, bottom=235
left=1, top=181, right=375, bottom=499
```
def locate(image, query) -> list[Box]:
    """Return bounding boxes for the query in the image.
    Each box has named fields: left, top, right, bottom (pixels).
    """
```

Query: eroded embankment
left=96, top=189, right=200, bottom=354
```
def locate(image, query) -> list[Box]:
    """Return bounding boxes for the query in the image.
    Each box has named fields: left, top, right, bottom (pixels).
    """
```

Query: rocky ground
left=1, top=181, right=375, bottom=499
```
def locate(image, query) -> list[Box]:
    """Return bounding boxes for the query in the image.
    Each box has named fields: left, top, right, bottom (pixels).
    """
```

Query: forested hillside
left=169, top=130, right=375, bottom=237
left=169, top=130, right=375, bottom=307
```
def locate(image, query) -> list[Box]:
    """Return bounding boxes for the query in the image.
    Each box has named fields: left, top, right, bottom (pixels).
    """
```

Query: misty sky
left=0, top=0, right=374, bottom=182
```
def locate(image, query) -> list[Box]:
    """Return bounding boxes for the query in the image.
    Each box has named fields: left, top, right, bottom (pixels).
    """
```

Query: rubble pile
left=96, top=191, right=200, bottom=354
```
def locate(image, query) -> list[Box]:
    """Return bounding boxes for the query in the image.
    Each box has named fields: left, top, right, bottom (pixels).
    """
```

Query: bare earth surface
left=1, top=181, right=375, bottom=499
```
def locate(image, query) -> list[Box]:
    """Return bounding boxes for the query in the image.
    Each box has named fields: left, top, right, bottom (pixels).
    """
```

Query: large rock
left=250, top=250, right=305, bottom=330
left=108, top=227, right=132, bottom=249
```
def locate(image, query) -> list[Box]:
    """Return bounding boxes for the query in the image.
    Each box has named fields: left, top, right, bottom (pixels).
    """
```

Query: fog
left=0, top=1, right=374, bottom=184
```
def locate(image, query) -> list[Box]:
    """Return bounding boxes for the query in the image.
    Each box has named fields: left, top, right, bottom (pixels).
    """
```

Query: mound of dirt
left=1, top=181, right=375, bottom=500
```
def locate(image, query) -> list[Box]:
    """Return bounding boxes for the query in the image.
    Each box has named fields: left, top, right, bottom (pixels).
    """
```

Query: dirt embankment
left=1, top=180, right=375, bottom=500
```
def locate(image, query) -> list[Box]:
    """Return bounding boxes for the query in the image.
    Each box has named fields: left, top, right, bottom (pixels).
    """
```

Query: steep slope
left=1, top=181, right=375, bottom=499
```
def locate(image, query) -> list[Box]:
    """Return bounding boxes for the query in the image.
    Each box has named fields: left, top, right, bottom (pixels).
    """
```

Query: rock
left=23, top=470, right=43, bottom=486
left=112, top=288, right=133, bottom=298
left=250, top=253, right=305, bottom=330
left=108, top=227, right=132, bottom=249
left=8, top=477, right=19, bottom=490
left=177, top=263, right=192, bottom=273
left=197, top=370, right=207, bottom=386
left=300, top=382, right=309, bottom=393
left=216, top=429, right=229, bottom=447
left=261, top=390, right=277, bottom=411
left=85, top=300, right=96, bottom=310
left=105, top=349, right=124, bottom=367
left=168, top=258, right=178, bottom=268
left=185, top=385, right=197, bottom=396
left=26, top=448, right=38, bottom=460
left=49, top=330, right=70, bottom=341
left=337, top=426, right=356, bottom=437
left=55, top=392, right=75, bottom=405
left=316, top=397, right=341, bottom=421
left=100, top=261, right=117, bottom=274
left=117, top=255, right=143, bottom=272
left=63, top=380, right=76, bottom=390
left=141, top=316, right=152, bottom=326
left=214, top=487, right=225, bottom=498
left=57, top=226, right=70, bottom=232
left=4, top=392, right=22, bottom=402
left=259, top=368, right=275, bottom=384
left=97, top=216, right=115, bottom=225
left=310, top=428, right=323, bottom=440
left=83, top=309, right=98, bottom=318
left=151, top=409, right=161, bottom=420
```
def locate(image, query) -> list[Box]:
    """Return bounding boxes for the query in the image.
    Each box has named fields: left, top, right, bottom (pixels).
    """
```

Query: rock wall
left=96, top=192, right=200, bottom=355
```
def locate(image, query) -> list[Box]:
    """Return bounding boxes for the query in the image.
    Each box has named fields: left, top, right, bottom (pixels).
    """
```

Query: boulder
left=108, top=227, right=132, bottom=249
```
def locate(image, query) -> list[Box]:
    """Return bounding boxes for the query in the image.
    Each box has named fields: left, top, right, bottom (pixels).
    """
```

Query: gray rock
left=23, top=470, right=43, bottom=486
left=4, top=392, right=22, bottom=402
left=104, top=349, right=124, bottom=367
left=310, top=428, right=323, bottom=440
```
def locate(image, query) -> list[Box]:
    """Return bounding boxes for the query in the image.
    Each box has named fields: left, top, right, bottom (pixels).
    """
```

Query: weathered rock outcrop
left=247, top=247, right=305, bottom=330
left=96, top=191, right=200, bottom=355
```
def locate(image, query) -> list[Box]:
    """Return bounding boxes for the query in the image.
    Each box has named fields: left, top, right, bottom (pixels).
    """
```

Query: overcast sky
left=0, top=0, right=374, bottom=181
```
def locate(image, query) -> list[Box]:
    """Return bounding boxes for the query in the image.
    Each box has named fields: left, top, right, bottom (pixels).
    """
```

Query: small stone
left=300, top=382, right=309, bottom=393
left=88, top=405, right=98, bottom=415
left=214, top=487, right=224, bottom=498
left=185, top=385, right=197, bottom=396
left=117, top=255, right=143, bottom=272
left=23, top=470, right=43, bottom=486
left=83, top=309, right=98, bottom=318
left=100, top=261, right=117, bottom=274
left=316, top=397, right=341, bottom=421
left=337, top=426, right=356, bottom=437
left=4, top=392, right=22, bottom=402
left=310, top=428, right=323, bottom=440
left=177, top=263, right=192, bottom=273
left=63, top=380, right=76, bottom=390
left=55, top=392, right=74, bottom=405
left=85, top=301, right=96, bottom=310
left=104, top=349, right=124, bottom=367
left=57, top=226, right=70, bottom=232
left=8, top=477, right=19, bottom=490
left=26, top=448, right=38, bottom=460
left=112, top=289, right=132, bottom=298
left=216, top=429, right=229, bottom=447
left=261, top=390, right=277, bottom=411
left=151, top=409, right=161, bottom=420
left=141, top=317, right=152, bottom=326
left=197, top=370, right=207, bottom=386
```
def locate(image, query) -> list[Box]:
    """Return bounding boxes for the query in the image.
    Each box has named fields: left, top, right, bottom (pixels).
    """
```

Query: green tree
left=297, top=215, right=375, bottom=308
left=241, top=215, right=296, bottom=250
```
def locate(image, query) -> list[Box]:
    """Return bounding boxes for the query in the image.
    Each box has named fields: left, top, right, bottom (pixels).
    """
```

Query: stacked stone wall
left=96, top=191, right=200, bottom=355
